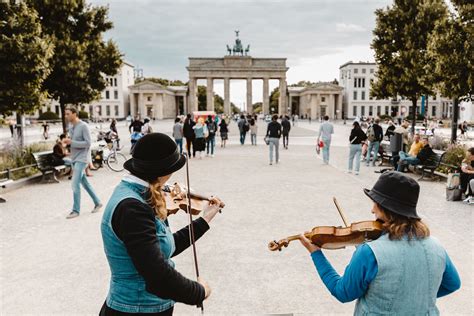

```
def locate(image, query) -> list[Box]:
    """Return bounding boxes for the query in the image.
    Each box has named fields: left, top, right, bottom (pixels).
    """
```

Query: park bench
left=0, top=179, right=14, bottom=203
left=415, top=150, right=446, bottom=181
left=32, top=151, right=67, bottom=183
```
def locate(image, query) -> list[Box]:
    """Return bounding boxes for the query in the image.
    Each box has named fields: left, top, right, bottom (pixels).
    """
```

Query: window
left=321, top=96, right=326, bottom=102
left=432, top=106, right=436, bottom=117
left=362, top=78, right=365, bottom=88
left=106, top=105, right=110, bottom=116
left=369, top=106, right=373, bottom=115
left=341, top=71, right=344, bottom=79
left=353, top=91, right=357, bottom=100
left=361, top=106, right=365, bottom=116
left=354, top=68, right=358, bottom=74
left=114, top=78, right=117, bottom=86
left=55, top=105, right=60, bottom=115
left=370, top=69, right=374, bottom=74
left=348, top=70, right=351, bottom=79
left=353, top=106, right=357, bottom=117
left=385, top=106, right=389, bottom=115
left=362, top=68, right=366, bottom=74
left=114, top=90, right=118, bottom=99
left=105, top=91, right=110, bottom=99
left=361, top=91, right=366, bottom=100
left=147, top=96, right=152, bottom=101
left=354, top=78, right=357, bottom=88
left=97, top=105, right=102, bottom=116
left=115, top=105, right=119, bottom=116
left=433, top=95, right=437, bottom=100
left=89, top=105, right=93, bottom=115
left=377, top=106, right=381, bottom=115
left=358, top=78, right=362, bottom=88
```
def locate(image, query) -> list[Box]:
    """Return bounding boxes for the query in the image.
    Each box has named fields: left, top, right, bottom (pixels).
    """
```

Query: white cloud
left=335, top=23, right=366, bottom=33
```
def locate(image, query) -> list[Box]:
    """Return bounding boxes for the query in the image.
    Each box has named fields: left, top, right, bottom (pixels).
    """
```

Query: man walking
left=365, top=118, right=384, bottom=166
left=206, top=115, right=217, bottom=157
left=281, top=115, right=291, bottom=149
left=317, top=115, right=334, bottom=164
left=266, top=115, right=282, bottom=165
left=63, top=107, right=102, bottom=219
left=238, top=114, right=249, bottom=145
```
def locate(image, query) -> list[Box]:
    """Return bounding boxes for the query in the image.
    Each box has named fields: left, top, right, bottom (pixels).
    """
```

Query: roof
left=339, top=61, right=376, bottom=69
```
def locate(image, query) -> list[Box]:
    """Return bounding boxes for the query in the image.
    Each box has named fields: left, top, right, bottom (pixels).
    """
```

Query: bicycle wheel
left=107, top=152, right=127, bottom=172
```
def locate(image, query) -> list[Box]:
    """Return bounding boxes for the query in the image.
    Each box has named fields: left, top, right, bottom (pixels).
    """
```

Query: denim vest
left=101, top=180, right=176, bottom=313
left=355, top=234, right=446, bottom=316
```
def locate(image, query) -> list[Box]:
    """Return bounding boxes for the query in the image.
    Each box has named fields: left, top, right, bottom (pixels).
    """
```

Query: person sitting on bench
left=397, top=137, right=433, bottom=172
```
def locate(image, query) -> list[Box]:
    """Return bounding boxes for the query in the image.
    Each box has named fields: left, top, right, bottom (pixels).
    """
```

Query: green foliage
left=269, top=87, right=279, bottom=113
left=0, top=1, right=53, bottom=116
left=253, top=102, right=262, bottom=114
left=136, top=77, right=186, bottom=86
left=27, top=0, right=122, bottom=132
left=214, top=94, right=224, bottom=114
left=0, top=141, right=52, bottom=180
left=197, top=85, right=207, bottom=111
left=230, top=103, right=240, bottom=114
left=38, top=111, right=59, bottom=120
left=79, top=110, right=89, bottom=119
left=437, top=144, right=466, bottom=174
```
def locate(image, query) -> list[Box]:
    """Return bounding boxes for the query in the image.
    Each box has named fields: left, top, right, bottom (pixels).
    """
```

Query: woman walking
left=219, top=118, right=229, bottom=148
left=249, top=118, right=258, bottom=145
left=192, top=118, right=207, bottom=159
left=172, top=117, right=184, bottom=154
left=348, top=121, right=367, bottom=175
left=183, top=114, right=195, bottom=158
left=99, top=133, right=223, bottom=315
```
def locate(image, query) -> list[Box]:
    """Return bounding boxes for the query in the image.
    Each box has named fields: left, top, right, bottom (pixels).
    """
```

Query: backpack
left=243, top=121, right=250, bottom=132
left=367, top=126, right=376, bottom=142
left=208, top=121, right=216, bottom=134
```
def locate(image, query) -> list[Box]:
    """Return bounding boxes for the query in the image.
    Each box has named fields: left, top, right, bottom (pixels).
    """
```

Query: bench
left=0, top=179, right=13, bottom=203
left=32, top=151, right=67, bottom=183
left=415, top=150, right=446, bottom=181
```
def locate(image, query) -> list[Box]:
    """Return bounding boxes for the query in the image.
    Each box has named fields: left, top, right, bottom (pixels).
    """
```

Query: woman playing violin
left=100, top=133, right=223, bottom=315
left=299, top=171, right=460, bottom=315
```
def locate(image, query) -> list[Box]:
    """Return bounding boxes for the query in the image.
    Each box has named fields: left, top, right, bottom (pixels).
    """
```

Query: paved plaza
left=1, top=120, right=472, bottom=315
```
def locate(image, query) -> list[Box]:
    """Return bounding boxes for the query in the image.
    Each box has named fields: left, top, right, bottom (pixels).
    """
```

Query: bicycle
left=92, top=137, right=127, bottom=172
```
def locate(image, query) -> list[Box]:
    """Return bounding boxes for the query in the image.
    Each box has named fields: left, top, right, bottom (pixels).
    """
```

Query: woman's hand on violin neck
left=299, top=233, right=321, bottom=254
left=197, top=277, right=212, bottom=300
left=202, top=197, right=223, bottom=224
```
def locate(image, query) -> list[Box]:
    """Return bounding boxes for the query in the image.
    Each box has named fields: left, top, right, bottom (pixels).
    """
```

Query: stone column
left=206, top=77, right=214, bottom=111
left=224, top=77, right=230, bottom=115
left=138, top=93, right=144, bottom=118
left=329, top=93, right=335, bottom=119
left=188, top=78, right=197, bottom=113
left=316, top=94, right=321, bottom=119
left=130, top=93, right=136, bottom=117
left=182, top=94, right=188, bottom=115
left=310, top=94, right=317, bottom=119
left=263, top=77, right=269, bottom=114
left=278, top=78, right=287, bottom=115
left=337, top=93, right=343, bottom=119
left=246, top=78, right=252, bottom=113
left=288, top=94, right=292, bottom=115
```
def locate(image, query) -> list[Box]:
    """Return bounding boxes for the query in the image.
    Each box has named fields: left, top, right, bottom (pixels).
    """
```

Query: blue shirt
left=310, top=244, right=461, bottom=303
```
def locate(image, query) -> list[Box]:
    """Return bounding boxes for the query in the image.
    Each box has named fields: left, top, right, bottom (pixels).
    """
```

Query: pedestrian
left=42, top=121, right=49, bottom=140
left=192, top=117, right=207, bottom=159
left=172, top=117, right=184, bottom=154
left=219, top=117, right=229, bottom=148
left=109, top=119, right=120, bottom=149
left=99, top=133, right=222, bottom=315
left=385, top=120, right=395, bottom=140
left=63, top=106, right=102, bottom=219
left=365, top=118, right=384, bottom=166
left=429, top=119, right=437, bottom=136
left=249, top=118, right=258, bottom=145
left=397, top=137, right=434, bottom=172
left=141, top=118, right=153, bottom=135
left=298, top=171, right=460, bottom=314
left=281, top=115, right=291, bottom=149
left=461, top=148, right=474, bottom=203
left=317, top=115, right=334, bottom=164
left=266, top=114, right=282, bottom=165
left=205, top=115, right=217, bottom=157
left=238, top=114, right=249, bottom=145
left=183, top=114, right=196, bottom=158
left=348, top=121, right=367, bottom=175
left=129, top=115, right=143, bottom=134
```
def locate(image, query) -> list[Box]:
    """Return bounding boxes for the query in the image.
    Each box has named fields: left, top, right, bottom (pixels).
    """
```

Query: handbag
left=447, top=173, right=460, bottom=189
left=264, top=136, right=269, bottom=145
left=446, top=187, right=462, bottom=201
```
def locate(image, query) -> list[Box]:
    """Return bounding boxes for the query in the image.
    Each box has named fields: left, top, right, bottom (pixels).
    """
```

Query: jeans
left=283, top=133, right=289, bottom=148
left=397, top=151, right=420, bottom=171
left=175, top=138, right=183, bottom=154
left=240, top=131, right=247, bottom=145
left=206, top=136, right=215, bottom=155
left=366, top=141, right=380, bottom=166
left=251, top=133, right=257, bottom=145
left=322, top=139, right=331, bottom=164
left=348, top=144, right=362, bottom=172
left=71, top=161, right=100, bottom=213
left=268, top=137, right=280, bottom=163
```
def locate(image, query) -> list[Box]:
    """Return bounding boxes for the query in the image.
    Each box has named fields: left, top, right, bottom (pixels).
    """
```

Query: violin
left=268, top=197, right=383, bottom=251
left=163, top=183, right=225, bottom=215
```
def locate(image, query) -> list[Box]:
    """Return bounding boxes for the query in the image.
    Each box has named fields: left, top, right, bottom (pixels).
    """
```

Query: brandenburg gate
left=187, top=32, right=289, bottom=115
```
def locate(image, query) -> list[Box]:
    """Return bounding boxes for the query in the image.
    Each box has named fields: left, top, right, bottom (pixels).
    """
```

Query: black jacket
left=183, top=119, right=196, bottom=138
left=266, top=121, right=282, bottom=138
left=281, top=119, right=291, bottom=134
left=370, top=124, right=384, bottom=142
left=129, top=120, right=144, bottom=133
left=416, top=145, right=435, bottom=163
left=349, top=128, right=367, bottom=144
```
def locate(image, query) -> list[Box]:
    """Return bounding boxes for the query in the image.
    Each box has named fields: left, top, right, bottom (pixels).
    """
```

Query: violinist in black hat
left=299, top=171, right=460, bottom=315
left=100, top=133, right=223, bottom=316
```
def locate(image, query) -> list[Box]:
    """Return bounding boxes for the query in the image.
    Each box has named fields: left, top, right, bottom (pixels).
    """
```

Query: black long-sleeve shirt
left=349, top=128, right=367, bottom=144
left=266, top=121, right=282, bottom=138
left=111, top=198, right=209, bottom=306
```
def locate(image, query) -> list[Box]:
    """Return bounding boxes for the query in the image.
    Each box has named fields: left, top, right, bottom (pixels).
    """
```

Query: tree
left=252, top=102, right=263, bottom=114
left=27, top=0, right=122, bottom=132
left=269, top=87, right=279, bottom=114
left=426, top=0, right=473, bottom=142
left=214, top=94, right=224, bottom=114
left=0, top=1, right=53, bottom=146
left=371, top=0, right=448, bottom=133
left=197, top=85, right=207, bottom=111
left=136, top=77, right=186, bottom=86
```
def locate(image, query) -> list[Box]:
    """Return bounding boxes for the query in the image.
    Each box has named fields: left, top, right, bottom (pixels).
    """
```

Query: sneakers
left=355, top=171, right=359, bottom=175
left=269, top=162, right=273, bottom=165
left=463, top=196, right=471, bottom=203
left=92, top=203, right=103, bottom=213
left=469, top=198, right=474, bottom=205
left=211, top=154, right=215, bottom=158
left=66, top=211, right=79, bottom=219
left=346, top=170, right=352, bottom=174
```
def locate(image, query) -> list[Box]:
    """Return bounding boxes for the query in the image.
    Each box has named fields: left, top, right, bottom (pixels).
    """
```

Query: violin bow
left=333, top=197, right=349, bottom=227
left=184, top=153, right=204, bottom=313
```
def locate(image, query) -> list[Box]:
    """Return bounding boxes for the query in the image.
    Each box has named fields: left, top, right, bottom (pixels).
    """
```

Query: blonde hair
left=148, top=178, right=167, bottom=220
left=380, top=206, right=430, bottom=240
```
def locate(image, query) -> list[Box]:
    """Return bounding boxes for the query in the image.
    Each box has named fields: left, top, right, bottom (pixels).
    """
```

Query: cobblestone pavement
left=1, top=120, right=472, bottom=315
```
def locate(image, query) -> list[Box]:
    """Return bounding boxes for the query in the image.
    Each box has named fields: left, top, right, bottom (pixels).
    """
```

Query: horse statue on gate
left=244, top=44, right=250, bottom=56
left=226, top=45, right=232, bottom=55
left=225, top=30, right=249, bottom=56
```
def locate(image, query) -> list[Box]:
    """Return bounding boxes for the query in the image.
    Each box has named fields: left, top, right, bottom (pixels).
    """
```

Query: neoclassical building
left=288, top=83, right=343, bottom=119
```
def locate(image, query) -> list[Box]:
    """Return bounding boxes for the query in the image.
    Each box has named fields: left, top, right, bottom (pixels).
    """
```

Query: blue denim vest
left=101, top=180, right=176, bottom=313
left=355, top=234, right=446, bottom=316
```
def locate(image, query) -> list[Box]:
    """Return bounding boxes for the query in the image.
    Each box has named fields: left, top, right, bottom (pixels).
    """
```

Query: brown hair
left=148, top=179, right=167, bottom=220
left=379, top=206, right=430, bottom=240
left=65, top=106, right=78, bottom=115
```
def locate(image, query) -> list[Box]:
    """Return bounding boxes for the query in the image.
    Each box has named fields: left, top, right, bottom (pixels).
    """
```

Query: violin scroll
left=268, top=239, right=289, bottom=252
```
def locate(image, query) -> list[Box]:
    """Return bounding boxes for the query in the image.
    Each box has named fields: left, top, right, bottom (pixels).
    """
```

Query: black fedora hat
left=364, top=171, right=420, bottom=219
left=124, top=133, right=186, bottom=182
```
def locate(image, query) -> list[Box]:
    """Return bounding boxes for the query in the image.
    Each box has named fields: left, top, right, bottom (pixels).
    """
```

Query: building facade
left=338, top=61, right=453, bottom=119
left=288, top=83, right=343, bottom=119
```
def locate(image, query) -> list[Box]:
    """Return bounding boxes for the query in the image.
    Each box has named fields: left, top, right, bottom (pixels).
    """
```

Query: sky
left=89, top=0, right=392, bottom=108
